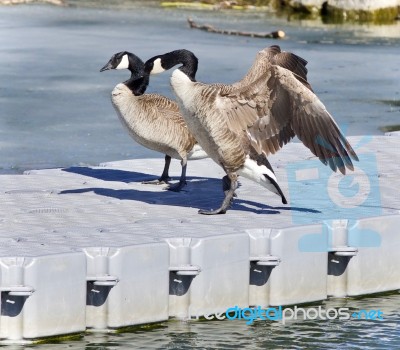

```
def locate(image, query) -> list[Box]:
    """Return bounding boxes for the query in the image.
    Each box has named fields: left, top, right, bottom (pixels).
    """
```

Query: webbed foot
left=142, top=155, right=172, bottom=185
left=198, top=207, right=227, bottom=215
left=142, top=177, right=171, bottom=185
left=199, top=173, right=238, bottom=215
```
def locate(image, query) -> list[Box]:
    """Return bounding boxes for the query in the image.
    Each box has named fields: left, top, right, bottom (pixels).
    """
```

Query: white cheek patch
left=151, top=58, right=165, bottom=75
left=116, top=54, right=129, bottom=70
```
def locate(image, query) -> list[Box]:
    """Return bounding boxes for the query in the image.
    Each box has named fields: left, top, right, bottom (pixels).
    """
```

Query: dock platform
left=1, top=135, right=399, bottom=343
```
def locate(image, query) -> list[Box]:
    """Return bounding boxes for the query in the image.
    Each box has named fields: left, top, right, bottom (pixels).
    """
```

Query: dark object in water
left=187, top=17, right=285, bottom=39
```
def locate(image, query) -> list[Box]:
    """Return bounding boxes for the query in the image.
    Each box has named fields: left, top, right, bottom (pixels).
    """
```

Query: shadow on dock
left=60, top=166, right=320, bottom=215
left=63, top=166, right=157, bottom=183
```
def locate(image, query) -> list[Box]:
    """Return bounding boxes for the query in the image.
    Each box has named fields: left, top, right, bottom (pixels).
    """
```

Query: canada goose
left=100, top=51, right=207, bottom=192
left=144, top=46, right=359, bottom=215
left=99, top=48, right=295, bottom=193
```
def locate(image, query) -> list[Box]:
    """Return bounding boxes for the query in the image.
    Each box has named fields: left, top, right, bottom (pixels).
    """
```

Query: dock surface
left=1, top=135, right=399, bottom=342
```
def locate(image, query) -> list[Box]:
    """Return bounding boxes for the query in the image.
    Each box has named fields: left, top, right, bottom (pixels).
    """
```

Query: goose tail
left=237, top=156, right=287, bottom=204
left=263, top=173, right=288, bottom=204
left=187, top=144, right=209, bottom=160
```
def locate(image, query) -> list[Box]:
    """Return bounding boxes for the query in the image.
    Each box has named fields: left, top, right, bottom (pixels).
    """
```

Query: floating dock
left=0, top=135, right=399, bottom=343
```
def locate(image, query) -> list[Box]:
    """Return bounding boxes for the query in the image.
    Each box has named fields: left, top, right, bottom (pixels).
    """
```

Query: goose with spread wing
left=100, top=47, right=302, bottom=193
left=144, top=45, right=359, bottom=214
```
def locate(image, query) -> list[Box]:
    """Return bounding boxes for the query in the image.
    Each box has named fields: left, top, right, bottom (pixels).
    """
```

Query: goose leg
left=167, top=157, right=187, bottom=192
left=222, top=175, right=237, bottom=197
left=142, top=155, right=171, bottom=185
left=199, top=173, right=237, bottom=215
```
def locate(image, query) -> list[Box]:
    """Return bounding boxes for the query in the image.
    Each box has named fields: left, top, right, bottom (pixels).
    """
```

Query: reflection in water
left=117, top=293, right=400, bottom=349
left=12, top=292, right=400, bottom=349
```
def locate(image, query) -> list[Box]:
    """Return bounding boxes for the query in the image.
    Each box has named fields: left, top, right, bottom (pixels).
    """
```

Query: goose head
left=100, top=51, right=145, bottom=77
left=144, top=49, right=198, bottom=81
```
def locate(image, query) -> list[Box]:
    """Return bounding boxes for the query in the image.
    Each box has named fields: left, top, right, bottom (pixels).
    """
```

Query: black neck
left=147, top=49, right=198, bottom=81
left=124, top=73, right=149, bottom=96
left=166, top=50, right=198, bottom=81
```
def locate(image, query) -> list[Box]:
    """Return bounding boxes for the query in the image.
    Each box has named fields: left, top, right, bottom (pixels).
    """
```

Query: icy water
left=1, top=2, right=400, bottom=349
left=1, top=2, right=399, bottom=174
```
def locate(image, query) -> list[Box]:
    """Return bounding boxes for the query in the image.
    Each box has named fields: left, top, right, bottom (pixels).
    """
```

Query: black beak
left=100, top=61, right=113, bottom=72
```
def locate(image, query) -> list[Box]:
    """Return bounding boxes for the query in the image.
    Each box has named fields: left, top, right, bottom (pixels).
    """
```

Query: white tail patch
left=116, top=54, right=129, bottom=70
left=187, top=144, right=208, bottom=160
left=237, top=157, right=281, bottom=196
left=150, top=58, right=165, bottom=75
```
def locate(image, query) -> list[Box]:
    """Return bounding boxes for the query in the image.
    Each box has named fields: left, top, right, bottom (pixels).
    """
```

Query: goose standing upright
left=144, top=46, right=359, bottom=214
left=100, top=51, right=207, bottom=192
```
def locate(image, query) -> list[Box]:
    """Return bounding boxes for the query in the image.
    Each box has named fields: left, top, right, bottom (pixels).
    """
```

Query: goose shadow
left=60, top=167, right=321, bottom=215
left=62, top=166, right=165, bottom=183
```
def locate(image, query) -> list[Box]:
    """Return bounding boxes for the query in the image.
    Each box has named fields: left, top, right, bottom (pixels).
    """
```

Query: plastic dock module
left=0, top=247, right=86, bottom=344
left=0, top=135, right=400, bottom=342
left=248, top=225, right=328, bottom=307
left=167, top=232, right=250, bottom=320
left=84, top=241, right=169, bottom=330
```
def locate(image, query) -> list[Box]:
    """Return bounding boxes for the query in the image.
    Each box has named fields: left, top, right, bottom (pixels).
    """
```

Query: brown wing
left=217, top=65, right=358, bottom=174
left=141, top=93, right=188, bottom=129
left=138, top=93, right=197, bottom=152
left=268, top=46, right=309, bottom=82
left=234, top=45, right=312, bottom=92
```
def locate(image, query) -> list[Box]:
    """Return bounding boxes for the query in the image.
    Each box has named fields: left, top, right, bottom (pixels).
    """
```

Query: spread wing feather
left=214, top=64, right=358, bottom=174
left=233, top=45, right=312, bottom=92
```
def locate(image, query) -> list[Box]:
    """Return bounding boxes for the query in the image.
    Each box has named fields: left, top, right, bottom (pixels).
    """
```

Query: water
left=1, top=2, right=399, bottom=174
left=1, top=2, right=400, bottom=348
left=2, top=294, right=400, bottom=349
